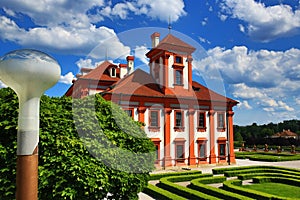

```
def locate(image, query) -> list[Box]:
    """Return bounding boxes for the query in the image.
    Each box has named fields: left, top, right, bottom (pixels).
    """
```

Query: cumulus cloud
left=238, top=100, right=252, bottom=110
left=134, top=45, right=149, bottom=64
left=197, top=46, right=300, bottom=89
left=194, top=46, right=300, bottom=116
left=220, top=0, right=300, bottom=42
left=0, top=0, right=104, bottom=28
left=0, top=16, right=130, bottom=57
left=0, top=0, right=186, bottom=56
left=59, top=72, right=75, bottom=85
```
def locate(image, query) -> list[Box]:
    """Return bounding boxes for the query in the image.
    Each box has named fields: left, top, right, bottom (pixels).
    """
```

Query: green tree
left=0, top=88, right=155, bottom=200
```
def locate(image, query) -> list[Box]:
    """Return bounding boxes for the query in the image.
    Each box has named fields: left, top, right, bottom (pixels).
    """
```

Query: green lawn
left=242, top=182, right=300, bottom=199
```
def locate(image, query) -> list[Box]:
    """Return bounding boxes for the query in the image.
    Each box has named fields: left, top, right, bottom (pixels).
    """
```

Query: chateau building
left=65, top=32, right=238, bottom=167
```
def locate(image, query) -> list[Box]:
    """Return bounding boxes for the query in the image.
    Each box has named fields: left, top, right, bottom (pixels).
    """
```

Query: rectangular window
left=199, top=144, right=206, bottom=158
left=217, top=113, right=225, bottom=128
left=174, top=138, right=185, bottom=164
left=111, top=67, right=116, bottom=77
left=175, top=111, right=183, bottom=127
left=219, top=144, right=226, bottom=157
left=151, top=138, right=161, bottom=164
left=198, top=112, right=206, bottom=128
left=175, top=70, right=183, bottom=85
left=175, top=56, right=182, bottom=64
left=176, top=145, right=184, bottom=159
left=124, top=108, right=133, bottom=118
left=150, top=110, right=159, bottom=127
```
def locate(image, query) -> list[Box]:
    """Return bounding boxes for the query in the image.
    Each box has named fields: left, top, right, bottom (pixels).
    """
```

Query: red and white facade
left=66, top=32, right=238, bottom=168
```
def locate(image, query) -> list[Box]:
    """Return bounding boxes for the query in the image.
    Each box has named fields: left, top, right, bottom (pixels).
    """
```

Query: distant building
left=271, top=129, right=298, bottom=139
left=65, top=32, right=238, bottom=167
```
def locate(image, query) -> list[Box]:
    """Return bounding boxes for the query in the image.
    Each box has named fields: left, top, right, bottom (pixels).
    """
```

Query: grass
left=242, top=182, right=300, bottom=199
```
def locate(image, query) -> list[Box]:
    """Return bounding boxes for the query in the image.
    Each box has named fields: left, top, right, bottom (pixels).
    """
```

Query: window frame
left=197, top=138, right=208, bottom=162
left=197, top=111, right=207, bottom=132
left=217, top=137, right=227, bottom=161
left=217, top=112, right=226, bottom=132
left=123, top=108, right=134, bottom=118
left=175, top=56, right=183, bottom=64
left=111, top=67, right=116, bottom=77
left=174, top=69, right=183, bottom=85
left=174, top=110, right=185, bottom=132
left=174, top=138, right=186, bottom=164
left=148, top=110, right=160, bottom=132
left=151, top=138, right=161, bottom=164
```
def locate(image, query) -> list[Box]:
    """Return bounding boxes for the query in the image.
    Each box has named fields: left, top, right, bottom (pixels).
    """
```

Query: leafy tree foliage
left=0, top=88, right=155, bottom=199
left=234, top=120, right=300, bottom=147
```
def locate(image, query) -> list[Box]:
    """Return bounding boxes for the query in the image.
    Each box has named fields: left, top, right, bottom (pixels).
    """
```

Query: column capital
left=188, top=108, right=195, bottom=115
left=208, top=110, right=215, bottom=116
left=164, top=108, right=172, bottom=114
left=227, top=111, right=234, bottom=117
left=137, top=106, right=146, bottom=113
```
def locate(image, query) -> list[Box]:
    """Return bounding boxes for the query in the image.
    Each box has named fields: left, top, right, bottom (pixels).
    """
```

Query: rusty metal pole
left=16, top=147, right=38, bottom=200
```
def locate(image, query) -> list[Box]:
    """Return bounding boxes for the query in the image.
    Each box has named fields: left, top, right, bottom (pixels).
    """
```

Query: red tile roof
left=155, top=34, right=196, bottom=54
left=272, top=129, right=298, bottom=138
left=80, top=60, right=120, bottom=82
left=104, top=69, right=164, bottom=97
left=103, top=68, right=238, bottom=104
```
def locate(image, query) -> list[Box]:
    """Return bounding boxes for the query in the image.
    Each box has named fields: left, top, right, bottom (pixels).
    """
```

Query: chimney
left=126, top=55, right=134, bottom=75
left=151, top=32, right=160, bottom=48
left=119, top=63, right=127, bottom=79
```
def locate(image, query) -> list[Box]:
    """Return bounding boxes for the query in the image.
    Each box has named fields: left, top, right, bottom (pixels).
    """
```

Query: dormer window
left=111, top=67, right=116, bottom=77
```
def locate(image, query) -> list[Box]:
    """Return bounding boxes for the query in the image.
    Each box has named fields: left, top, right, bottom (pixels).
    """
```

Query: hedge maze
left=143, top=166, right=300, bottom=200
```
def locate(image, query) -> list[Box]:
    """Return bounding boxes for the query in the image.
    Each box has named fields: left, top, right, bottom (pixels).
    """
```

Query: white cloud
left=134, top=45, right=149, bottom=64
left=193, top=45, right=300, bottom=119
left=201, top=17, right=208, bottom=26
left=59, top=72, right=75, bottom=85
left=238, top=24, right=245, bottom=33
left=238, top=100, right=252, bottom=109
left=0, top=80, right=7, bottom=89
left=136, top=0, right=186, bottom=22
left=76, top=58, right=94, bottom=69
left=220, top=0, right=300, bottom=42
left=198, top=36, right=211, bottom=44
left=0, top=16, right=130, bottom=57
left=0, top=0, right=105, bottom=28
left=0, top=0, right=186, bottom=57
left=93, top=0, right=186, bottom=23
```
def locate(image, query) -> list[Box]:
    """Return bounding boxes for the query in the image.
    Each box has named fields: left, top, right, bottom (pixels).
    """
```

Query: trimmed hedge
left=237, top=172, right=300, bottom=180
left=189, top=176, right=254, bottom=200
left=149, top=170, right=202, bottom=181
left=164, top=173, right=212, bottom=183
left=212, top=165, right=300, bottom=175
left=224, top=168, right=300, bottom=177
left=252, top=176, right=300, bottom=186
left=143, top=184, right=186, bottom=200
left=158, top=175, right=220, bottom=200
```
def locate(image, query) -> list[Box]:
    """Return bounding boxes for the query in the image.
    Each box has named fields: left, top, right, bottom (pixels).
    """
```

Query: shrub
left=143, top=184, right=186, bottom=200
left=189, top=176, right=254, bottom=200
left=0, top=88, right=155, bottom=200
left=149, top=170, right=202, bottom=181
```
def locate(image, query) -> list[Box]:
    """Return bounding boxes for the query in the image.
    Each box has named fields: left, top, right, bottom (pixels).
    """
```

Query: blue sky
left=0, top=0, right=300, bottom=126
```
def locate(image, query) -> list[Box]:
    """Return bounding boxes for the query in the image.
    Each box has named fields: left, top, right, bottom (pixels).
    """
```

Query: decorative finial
left=168, top=16, right=172, bottom=33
